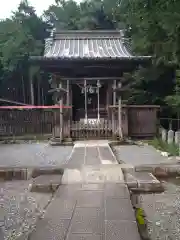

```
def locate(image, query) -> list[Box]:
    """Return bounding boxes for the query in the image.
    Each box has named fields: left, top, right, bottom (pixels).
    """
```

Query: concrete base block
left=30, top=175, right=62, bottom=193
left=136, top=164, right=180, bottom=178
left=49, top=137, right=73, bottom=146
left=120, top=164, right=135, bottom=174
left=133, top=182, right=164, bottom=193
left=61, top=169, right=83, bottom=184
left=125, top=172, right=164, bottom=193
left=0, top=168, right=32, bottom=181
left=32, top=168, right=64, bottom=178
left=125, top=173, right=138, bottom=188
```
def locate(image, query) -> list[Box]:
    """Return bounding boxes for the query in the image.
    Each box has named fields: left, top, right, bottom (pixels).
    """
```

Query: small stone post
left=0, top=227, right=4, bottom=240
left=161, top=129, right=167, bottom=142
left=0, top=208, right=5, bottom=240
left=175, top=131, right=180, bottom=156
left=175, top=131, right=180, bottom=145
left=167, top=129, right=174, bottom=144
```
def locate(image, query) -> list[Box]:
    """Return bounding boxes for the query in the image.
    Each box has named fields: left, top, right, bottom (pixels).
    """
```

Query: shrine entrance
left=72, top=80, right=107, bottom=122
left=85, top=80, right=99, bottom=119
left=70, top=79, right=114, bottom=140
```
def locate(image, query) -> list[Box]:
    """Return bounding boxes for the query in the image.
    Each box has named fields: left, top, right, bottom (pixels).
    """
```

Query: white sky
left=0, top=0, right=81, bottom=19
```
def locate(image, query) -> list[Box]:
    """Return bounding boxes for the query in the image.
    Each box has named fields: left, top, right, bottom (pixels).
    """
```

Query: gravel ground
left=114, top=144, right=180, bottom=239
left=0, top=180, right=53, bottom=240
left=139, top=180, right=180, bottom=240
left=0, top=143, right=73, bottom=240
left=113, top=145, right=166, bottom=165
left=0, top=143, right=73, bottom=167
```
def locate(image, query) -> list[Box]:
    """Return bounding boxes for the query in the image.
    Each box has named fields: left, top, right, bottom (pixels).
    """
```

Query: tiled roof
left=43, top=30, right=150, bottom=60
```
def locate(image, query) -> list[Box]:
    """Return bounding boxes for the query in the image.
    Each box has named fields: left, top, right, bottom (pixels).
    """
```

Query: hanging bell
left=89, top=86, right=94, bottom=94
left=88, top=98, right=92, bottom=104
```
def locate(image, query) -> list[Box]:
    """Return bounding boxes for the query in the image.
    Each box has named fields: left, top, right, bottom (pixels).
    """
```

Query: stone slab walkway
left=29, top=184, right=140, bottom=240
left=114, top=144, right=166, bottom=166
left=67, top=141, right=117, bottom=168
left=28, top=141, right=141, bottom=240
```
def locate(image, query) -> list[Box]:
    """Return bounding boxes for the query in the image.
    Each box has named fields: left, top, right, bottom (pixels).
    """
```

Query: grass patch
left=147, top=138, right=179, bottom=156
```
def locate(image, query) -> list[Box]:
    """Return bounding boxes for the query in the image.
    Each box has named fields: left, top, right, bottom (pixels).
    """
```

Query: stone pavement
left=65, top=141, right=117, bottom=169
left=28, top=141, right=141, bottom=240
left=0, top=143, right=72, bottom=168
left=114, top=144, right=166, bottom=166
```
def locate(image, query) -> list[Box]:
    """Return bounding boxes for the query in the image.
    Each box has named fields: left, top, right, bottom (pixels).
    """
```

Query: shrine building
left=30, top=29, right=159, bottom=142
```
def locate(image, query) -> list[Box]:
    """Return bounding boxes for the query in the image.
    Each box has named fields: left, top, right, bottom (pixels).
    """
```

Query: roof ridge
left=54, top=30, right=123, bottom=34
left=54, top=30, right=124, bottom=38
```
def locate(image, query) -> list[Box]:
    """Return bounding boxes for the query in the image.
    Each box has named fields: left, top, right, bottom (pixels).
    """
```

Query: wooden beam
left=113, top=83, right=133, bottom=93
left=60, top=77, right=123, bottom=81
left=109, top=105, right=160, bottom=108
left=0, top=98, right=29, bottom=106
left=48, top=87, right=68, bottom=93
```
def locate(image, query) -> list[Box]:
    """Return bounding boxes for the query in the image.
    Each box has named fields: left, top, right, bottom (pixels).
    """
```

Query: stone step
left=30, top=174, right=62, bottom=193
left=125, top=171, right=164, bottom=193
left=62, top=165, right=124, bottom=184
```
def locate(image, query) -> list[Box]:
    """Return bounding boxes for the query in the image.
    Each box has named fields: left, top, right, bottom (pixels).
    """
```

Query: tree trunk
left=21, top=75, right=26, bottom=103
left=37, top=76, right=41, bottom=105
left=29, top=76, right=34, bottom=105
left=42, top=88, right=44, bottom=105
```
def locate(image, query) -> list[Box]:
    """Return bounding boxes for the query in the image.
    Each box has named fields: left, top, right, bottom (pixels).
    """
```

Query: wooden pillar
left=67, top=80, right=70, bottom=105
left=118, top=82, right=123, bottom=139
left=70, top=84, right=73, bottom=121
left=66, top=80, right=71, bottom=138
left=59, top=81, right=63, bottom=143
left=118, top=96, right=123, bottom=139
left=84, top=79, right=87, bottom=122
left=52, top=74, right=57, bottom=138
left=97, top=80, right=100, bottom=121
left=112, top=80, right=116, bottom=135
left=106, top=83, right=109, bottom=119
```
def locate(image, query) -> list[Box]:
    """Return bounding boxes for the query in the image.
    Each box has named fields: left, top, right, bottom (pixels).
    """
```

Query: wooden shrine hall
left=30, top=29, right=158, bottom=142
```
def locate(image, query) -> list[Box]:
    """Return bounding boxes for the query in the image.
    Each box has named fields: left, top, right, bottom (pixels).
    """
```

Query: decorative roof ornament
left=120, top=30, right=125, bottom=37
left=50, top=28, right=56, bottom=38
left=44, top=28, right=56, bottom=56
left=44, top=38, right=53, bottom=55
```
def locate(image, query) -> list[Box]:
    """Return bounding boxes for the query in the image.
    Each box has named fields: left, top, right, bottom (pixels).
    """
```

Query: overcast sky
left=0, top=0, right=81, bottom=19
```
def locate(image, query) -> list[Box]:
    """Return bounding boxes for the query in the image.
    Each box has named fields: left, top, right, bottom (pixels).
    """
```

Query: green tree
left=0, top=0, right=49, bottom=104
left=43, top=0, right=117, bottom=30
left=120, top=0, right=180, bottom=115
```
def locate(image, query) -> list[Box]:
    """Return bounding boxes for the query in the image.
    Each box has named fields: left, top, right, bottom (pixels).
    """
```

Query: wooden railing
left=0, top=105, right=160, bottom=139
left=0, top=109, right=55, bottom=137
left=70, top=119, right=119, bottom=140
